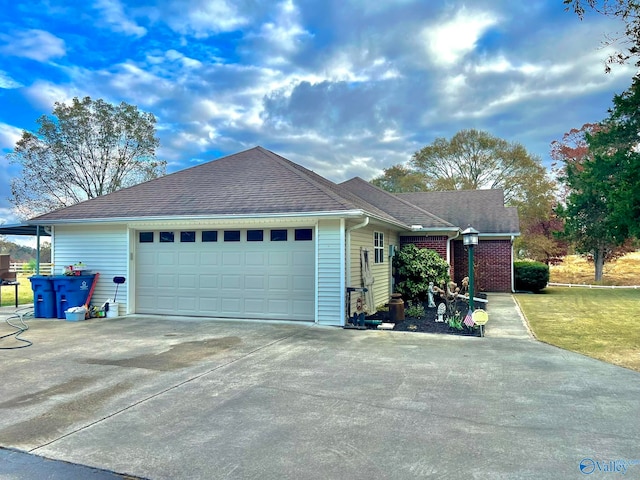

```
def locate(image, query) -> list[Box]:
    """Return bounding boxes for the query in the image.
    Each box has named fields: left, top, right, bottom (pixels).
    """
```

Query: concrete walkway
left=0, top=299, right=639, bottom=479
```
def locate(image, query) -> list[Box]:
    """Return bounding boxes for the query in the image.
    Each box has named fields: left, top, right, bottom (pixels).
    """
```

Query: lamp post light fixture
left=461, top=226, right=479, bottom=311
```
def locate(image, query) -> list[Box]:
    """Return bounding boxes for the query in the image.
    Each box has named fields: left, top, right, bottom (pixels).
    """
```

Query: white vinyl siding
left=349, top=224, right=399, bottom=309
left=52, top=225, right=129, bottom=311
left=316, top=219, right=344, bottom=326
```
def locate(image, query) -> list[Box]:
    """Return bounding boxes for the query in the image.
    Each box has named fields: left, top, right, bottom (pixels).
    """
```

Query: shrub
left=405, top=301, right=425, bottom=319
left=393, top=244, right=450, bottom=301
left=514, top=261, right=549, bottom=293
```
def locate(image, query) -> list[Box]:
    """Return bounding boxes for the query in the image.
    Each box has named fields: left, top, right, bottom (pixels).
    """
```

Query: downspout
left=511, top=235, right=515, bottom=293
left=36, top=226, right=41, bottom=275
left=447, top=229, right=461, bottom=280
left=346, top=217, right=370, bottom=287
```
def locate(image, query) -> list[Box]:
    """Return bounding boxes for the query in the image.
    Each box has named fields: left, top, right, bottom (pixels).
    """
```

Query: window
left=270, top=229, right=288, bottom=241
left=374, top=232, right=384, bottom=264
left=202, top=231, right=218, bottom=242
left=247, top=230, right=264, bottom=242
left=160, top=231, right=175, bottom=243
left=181, top=231, right=196, bottom=242
left=139, top=232, right=154, bottom=243
left=295, top=228, right=313, bottom=241
left=224, top=230, right=240, bottom=242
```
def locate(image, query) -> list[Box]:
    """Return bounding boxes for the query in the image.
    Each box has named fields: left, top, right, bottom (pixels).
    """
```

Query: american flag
left=463, top=310, right=475, bottom=327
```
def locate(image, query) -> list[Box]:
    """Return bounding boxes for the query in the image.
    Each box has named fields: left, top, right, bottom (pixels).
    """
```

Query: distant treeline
left=0, top=240, right=51, bottom=263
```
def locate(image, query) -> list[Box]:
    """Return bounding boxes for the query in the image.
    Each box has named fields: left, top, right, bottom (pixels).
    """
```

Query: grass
left=518, top=252, right=640, bottom=372
left=516, top=287, right=640, bottom=372
left=0, top=273, right=34, bottom=308
left=550, top=251, right=640, bottom=286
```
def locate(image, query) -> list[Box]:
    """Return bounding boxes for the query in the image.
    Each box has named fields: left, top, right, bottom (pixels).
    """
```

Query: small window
left=224, top=230, right=240, bottom=242
left=160, top=232, right=175, bottom=243
left=202, top=231, right=218, bottom=242
left=181, top=231, right=196, bottom=242
left=295, top=228, right=313, bottom=241
left=139, top=232, right=154, bottom=243
left=374, top=232, right=384, bottom=264
left=271, top=229, right=288, bottom=241
left=247, top=230, right=264, bottom=242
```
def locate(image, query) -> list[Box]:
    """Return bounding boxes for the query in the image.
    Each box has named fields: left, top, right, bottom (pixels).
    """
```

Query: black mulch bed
left=366, top=299, right=486, bottom=337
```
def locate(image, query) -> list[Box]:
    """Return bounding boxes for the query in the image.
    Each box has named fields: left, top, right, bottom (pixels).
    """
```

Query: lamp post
left=461, top=226, right=479, bottom=311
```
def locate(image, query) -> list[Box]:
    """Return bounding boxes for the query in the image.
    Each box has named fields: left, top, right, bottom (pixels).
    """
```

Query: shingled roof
left=398, top=190, right=520, bottom=235
left=30, top=147, right=403, bottom=225
left=339, top=178, right=455, bottom=230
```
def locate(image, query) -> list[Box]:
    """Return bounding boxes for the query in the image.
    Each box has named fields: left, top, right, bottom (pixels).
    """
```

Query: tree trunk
left=593, top=248, right=605, bottom=282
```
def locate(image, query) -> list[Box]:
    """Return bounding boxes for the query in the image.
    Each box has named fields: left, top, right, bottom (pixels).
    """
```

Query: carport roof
left=29, top=147, right=405, bottom=227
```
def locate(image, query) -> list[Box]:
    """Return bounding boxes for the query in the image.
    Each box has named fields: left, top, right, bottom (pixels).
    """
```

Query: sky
left=0, top=0, right=637, bottom=241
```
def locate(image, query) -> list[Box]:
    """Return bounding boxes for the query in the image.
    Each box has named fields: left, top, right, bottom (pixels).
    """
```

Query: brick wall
left=452, top=240, right=512, bottom=292
left=400, top=236, right=448, bottom=258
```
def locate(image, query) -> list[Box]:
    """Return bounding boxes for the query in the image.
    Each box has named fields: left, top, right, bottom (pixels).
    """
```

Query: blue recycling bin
left=29, top=276, right=56, bottom=318
left=52, top=275, right=95, bottom=319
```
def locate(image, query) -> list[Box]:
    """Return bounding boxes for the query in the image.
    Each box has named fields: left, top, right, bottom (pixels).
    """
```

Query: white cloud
left=161, top=0, right=248, bottom=38
left=0, top=71, right=22, bottom=89
left=24, top=80, right=80, bottom=110
left=0, top=123, right=24, bottom=151
left=257, top=0, right=312, bottom=56
left=423, top=7, right=499, bottom=66
left=0, top=29, right=66, bottom=62
left=93, top=0, right=147, bottom=37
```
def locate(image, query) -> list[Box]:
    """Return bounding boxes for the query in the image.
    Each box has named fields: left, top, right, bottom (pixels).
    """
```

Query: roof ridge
left=256, top=147, right=400, bottom=221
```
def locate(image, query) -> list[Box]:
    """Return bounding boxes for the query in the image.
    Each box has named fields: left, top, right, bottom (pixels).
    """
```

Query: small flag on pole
left=463, top=310, right=475, bottom=327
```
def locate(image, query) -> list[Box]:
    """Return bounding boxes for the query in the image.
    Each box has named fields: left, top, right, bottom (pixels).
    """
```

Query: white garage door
left=135, top=228, right=315, bottom=321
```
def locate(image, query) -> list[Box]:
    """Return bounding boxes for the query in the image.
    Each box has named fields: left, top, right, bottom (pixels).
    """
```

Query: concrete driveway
left=0, top=295, right=639, bottom=479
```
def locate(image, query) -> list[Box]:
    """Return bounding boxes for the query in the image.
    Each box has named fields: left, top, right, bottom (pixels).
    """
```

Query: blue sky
left=0, top=0, right=637, bottom=236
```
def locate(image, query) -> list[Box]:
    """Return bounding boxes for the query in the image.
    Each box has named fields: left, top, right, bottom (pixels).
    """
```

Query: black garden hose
left=0, top=307, right=34, bottom=350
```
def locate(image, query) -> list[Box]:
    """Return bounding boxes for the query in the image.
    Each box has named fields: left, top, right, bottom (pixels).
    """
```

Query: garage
left=135, top=227, right=315, bottom=321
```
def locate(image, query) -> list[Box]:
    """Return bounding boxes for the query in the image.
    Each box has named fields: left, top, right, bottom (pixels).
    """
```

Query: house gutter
left=27, top=210, right=369, bottom=225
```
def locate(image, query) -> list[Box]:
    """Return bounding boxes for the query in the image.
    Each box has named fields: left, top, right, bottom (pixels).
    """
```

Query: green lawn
left=515, top=287, right=640, bottom=372
left=0, top=274, right=34, bottom=308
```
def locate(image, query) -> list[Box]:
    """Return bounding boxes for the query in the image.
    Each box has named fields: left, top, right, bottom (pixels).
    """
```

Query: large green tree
left=410, top=129, right=552, bottom=205
left=372, top=130, right=558, bottom=263
left=588, top=75, right=640, bottom=239
left=8, top=96, right=165, bottom=217
left=564, top=0, right=640, bottom=71
left=552, top=119, right=636, bottom=281
left=370, top=164, right=428, bottom=192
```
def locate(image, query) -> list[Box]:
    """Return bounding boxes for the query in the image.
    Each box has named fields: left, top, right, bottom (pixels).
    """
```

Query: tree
left=564, top=0, right=640, bottom=71
left=587, top=75, right=640, bottom=239
left=410, top=129, right=552, bottom=205
left=8, top=96, right=165, bottom=217
left=551, top=122, right=630, bottom=281
left=370, top=164, right=428, bottom=193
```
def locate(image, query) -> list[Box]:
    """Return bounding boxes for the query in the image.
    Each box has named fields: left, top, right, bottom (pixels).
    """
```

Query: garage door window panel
left=247, top=230, right=264, bottom=241
left=181, top=231, right=196, bottom=242
left=139, top=232, right=154, bottom=243
left=224, top=230, right=240, bottom=242
left=160, top=232, right=175, bottom=243
left=202, top=231, right=218, bottom=242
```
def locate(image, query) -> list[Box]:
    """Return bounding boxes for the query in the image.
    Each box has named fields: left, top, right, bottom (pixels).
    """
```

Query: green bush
left=393, top=244, right=450, bottom=301
left=514, top=261, right=549, bottom=293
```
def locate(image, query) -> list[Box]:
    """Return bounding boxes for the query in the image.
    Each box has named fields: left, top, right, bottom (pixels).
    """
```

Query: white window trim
left=374, top=231, right=384, bottom=264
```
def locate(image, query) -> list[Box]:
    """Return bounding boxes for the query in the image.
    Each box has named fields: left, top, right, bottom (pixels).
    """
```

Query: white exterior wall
left=52, top=225, right=129, bottom=311
left=348, top=223, right=399, bottom=310
left=316, top=219, right=345, bottom=326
